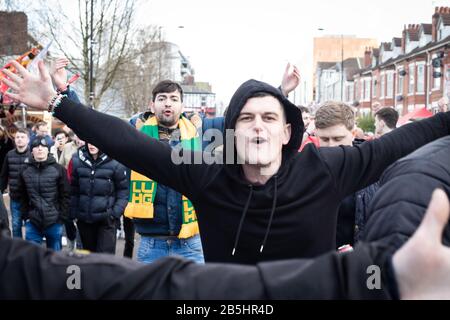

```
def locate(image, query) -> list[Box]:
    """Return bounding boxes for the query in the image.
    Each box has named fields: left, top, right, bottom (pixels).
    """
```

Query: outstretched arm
left=1, top=188, right=449, bottom=299
left=319, top=112, right=450, bottom=198
left=0, top=227, right=391, bottom=299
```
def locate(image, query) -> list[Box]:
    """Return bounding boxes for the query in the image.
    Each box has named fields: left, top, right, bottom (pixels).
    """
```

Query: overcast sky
left=6, top=0, right=446, bottom=106
left=135, top=0, right=448, bottom=105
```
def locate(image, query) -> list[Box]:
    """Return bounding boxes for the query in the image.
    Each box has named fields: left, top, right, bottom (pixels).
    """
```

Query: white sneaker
left=62, top=236, right=67, bottom=246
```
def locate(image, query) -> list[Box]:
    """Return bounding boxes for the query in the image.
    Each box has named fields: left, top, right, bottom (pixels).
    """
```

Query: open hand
left=2, top=60, right=56, bottom=110
left=280, top=63, right=300, bottom=96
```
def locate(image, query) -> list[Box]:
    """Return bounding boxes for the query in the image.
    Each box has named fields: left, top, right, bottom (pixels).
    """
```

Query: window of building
left=408, top=64, right=415, bottom=94
left=364, top=78, right=370, bottom=101
left=417, top=63, right=425, bottom=93
left=386, top=72, right=394, bottom=98
left=380, top=73, right=385, bottom=98
left=348, top=83, right=354, bottom=102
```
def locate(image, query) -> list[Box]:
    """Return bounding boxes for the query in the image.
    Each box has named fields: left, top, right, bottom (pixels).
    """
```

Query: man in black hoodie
left=17, top=135, right=70, bottom=251
left=5, top=60, right=450, bottom=264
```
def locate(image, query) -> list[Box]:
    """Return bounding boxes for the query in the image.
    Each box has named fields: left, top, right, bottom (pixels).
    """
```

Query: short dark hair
left=298, top=106, right=310, bottom=114
left=375, top=107, right=399, bottom=129
left=245, top=91, right=286, bottom=122
left=53, top=129, right=68, bottom=138
left=15, top=128, right=29, bottom=136
left=152, top=80, right=183, bottom=102
left=36, top=121, right=47, bottom=130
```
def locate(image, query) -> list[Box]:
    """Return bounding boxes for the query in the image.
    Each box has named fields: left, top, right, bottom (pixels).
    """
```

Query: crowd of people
left=0, top=58, right=450, bottom=299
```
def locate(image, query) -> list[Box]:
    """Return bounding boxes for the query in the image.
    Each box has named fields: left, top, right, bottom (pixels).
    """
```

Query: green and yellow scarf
left=124, top=116, right=201, bottom=239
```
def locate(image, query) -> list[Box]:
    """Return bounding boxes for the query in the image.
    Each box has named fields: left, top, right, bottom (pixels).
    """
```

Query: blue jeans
left=10, top=200, right=22, bottom=238
left=25, top=221, right=63, bottom=251
left=137, top=234, right=204, bottom=264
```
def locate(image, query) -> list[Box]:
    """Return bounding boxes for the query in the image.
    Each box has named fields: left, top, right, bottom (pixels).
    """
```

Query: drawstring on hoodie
left=232, top=184, right=253, bottom=256
left=231, top=175, right=279, bottom=256
left=260, top=175, right=278, bottom=253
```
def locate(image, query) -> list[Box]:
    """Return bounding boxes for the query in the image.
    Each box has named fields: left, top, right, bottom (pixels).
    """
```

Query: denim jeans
left=137, top=234, right=204, bottom=264
left=10, top=200, right=22, bottom=238
left=25, top=221, right=63, bottom=251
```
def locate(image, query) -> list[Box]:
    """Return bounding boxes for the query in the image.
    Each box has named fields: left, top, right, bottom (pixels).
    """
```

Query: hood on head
left=79, top=145, right=109, bottom=164
left=223, top=79, right=303, bottom=164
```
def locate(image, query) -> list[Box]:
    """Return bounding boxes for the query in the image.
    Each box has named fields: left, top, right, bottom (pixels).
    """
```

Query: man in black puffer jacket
left=0, top=128, right=30, bottom=238
left=17, top=136, right=70, bottom=251
left=70, top=143, right=128, bottom=254
left=363, top=135, right=450, bottom=254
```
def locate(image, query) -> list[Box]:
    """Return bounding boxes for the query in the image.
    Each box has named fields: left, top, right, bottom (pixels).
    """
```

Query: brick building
left=352, top=7, right=450, bottom=116
left=313, top=35, right=378, bottom=100
left=0, top=11, right=29, bottom=56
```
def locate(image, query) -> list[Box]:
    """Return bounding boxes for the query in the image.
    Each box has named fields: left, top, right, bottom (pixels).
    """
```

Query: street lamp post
left=157, top=25, right=185, bottom=82
left=317, top=28, right=345, bottom=102
left=158, top=26, right=162, bottom=81
left=89, top=0, right=94, bottom=108
left=341, top=34, right=344, bottom=102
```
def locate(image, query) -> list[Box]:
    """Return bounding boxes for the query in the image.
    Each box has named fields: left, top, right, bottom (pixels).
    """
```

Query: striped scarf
left=124, top=116, right=201, bottom=239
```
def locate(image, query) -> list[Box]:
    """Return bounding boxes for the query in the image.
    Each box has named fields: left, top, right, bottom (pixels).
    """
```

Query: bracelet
left=56, top=84, right=69, bottom=94
left=47, top=93, right=67, bottom=114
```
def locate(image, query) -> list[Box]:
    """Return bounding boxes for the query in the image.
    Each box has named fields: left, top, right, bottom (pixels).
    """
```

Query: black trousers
left=77, top=218, right=117, bottom=254
left=123, top=216, right=135, bottom=258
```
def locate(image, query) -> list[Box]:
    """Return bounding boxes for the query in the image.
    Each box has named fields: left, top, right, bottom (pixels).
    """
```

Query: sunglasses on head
left=31, top=138, right=48, bottom=148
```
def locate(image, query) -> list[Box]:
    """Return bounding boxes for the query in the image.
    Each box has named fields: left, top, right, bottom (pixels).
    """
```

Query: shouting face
left=235, top=95, right=291, bottom=168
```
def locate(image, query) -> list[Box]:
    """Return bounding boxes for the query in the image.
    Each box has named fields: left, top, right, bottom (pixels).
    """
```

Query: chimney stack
left=401, top=25, right=407, bottom=53
left=364, top=47, right=372, bottom=68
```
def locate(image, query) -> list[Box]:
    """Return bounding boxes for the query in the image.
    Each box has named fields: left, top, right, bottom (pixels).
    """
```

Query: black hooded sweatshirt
left=53, top=79, right=450, bottom=264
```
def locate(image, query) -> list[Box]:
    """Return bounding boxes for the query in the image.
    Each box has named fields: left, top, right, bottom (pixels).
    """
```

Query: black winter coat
left=70, top=146, right=128, bottom=223
left=0, top=137, right=14, bottom=171
left=0, top=148, right=30, bottom=200
left=363, top=135, right=450, bottom=253
left=17, top=155, right=70, bottom=230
